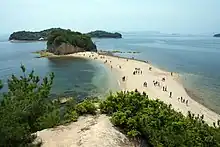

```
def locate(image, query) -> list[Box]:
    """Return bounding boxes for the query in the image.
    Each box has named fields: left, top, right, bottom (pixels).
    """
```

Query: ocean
left=0, top=32, right=220, bottom=113
left=0, top=38, right=119, bottom=100
left=94, top=32, right=220, bottom=113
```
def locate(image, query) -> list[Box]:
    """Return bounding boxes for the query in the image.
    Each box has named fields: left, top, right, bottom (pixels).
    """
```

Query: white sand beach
left=69, top=51, right=220, bottom=125
left=37, top=51, right=220, bottom=147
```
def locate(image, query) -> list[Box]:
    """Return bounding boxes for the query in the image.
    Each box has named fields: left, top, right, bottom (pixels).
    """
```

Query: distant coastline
left=8, top=28, right=122, bottom=41
left=213, top=33, right=220, bottom=37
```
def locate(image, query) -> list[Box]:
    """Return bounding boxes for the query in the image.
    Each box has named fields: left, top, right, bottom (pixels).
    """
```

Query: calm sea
left=0, top=33, right=220, bottom=113
left=94, top=32, right=220, bottom=113
left=0, top=38, right=119, bottom=100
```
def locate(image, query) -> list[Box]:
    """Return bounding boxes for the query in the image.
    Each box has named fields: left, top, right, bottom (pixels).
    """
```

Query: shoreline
left=65, top=51, right=220, bottom=126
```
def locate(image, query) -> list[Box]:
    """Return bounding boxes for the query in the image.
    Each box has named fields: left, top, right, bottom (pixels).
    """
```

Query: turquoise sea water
left=0, top=33, right=220, bottom=114
left=0, top=39, right=119, bottom=100
left=93, top=32, right=220, bottom=113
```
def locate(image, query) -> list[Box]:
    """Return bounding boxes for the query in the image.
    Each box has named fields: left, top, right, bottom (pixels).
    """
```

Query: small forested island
left=9, top=28, right=57, bottom=41
left=46, top=29, right=97, bottom=55
left=9, top=28, right=122, bottom=41
left=87, top=30, right=122, bottom=38
left=214, top=34, right=220, bottom=37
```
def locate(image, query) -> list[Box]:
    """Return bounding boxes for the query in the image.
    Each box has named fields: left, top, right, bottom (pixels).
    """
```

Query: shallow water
left=1, top=33, right=220, bottom=113
left=0, top=40, right=119, bottom=100
left=94, top=33, right=220, bottom=113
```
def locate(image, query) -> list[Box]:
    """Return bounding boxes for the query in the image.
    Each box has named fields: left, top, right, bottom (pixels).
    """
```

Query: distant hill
left=214, top=34, right=220, bottom=37
left=9, top=29, right=122, bottom=41
left=9, top=28, right=60, bottom=41
left=87, top=30, right=122, bottom=38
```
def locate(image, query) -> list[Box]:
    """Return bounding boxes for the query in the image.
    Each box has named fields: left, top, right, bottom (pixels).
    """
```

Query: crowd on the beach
left=86, top=53, right=191, bottom=108
left=82, top=53, right=213, bottom=123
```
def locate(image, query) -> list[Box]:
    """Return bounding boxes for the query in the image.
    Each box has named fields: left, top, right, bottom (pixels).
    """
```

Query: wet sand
left=69, top=51, right=220, bottom=126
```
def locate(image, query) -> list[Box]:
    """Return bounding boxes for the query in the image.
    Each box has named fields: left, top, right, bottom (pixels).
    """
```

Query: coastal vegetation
left=100, top=91, right=220, bottom=147
left=0, top=65, right=97, bottom=146
left=1, top=66, right=220, bottom=146
left=9, top=28, right=59, bottom=41
left=87, top=30, right=122, bottom=38
left=214, top=34, right=220, bottom=37
left=9, top=28, right=122, bottom=41
left=46, top=29, right=97, bottom=55
left=33, top=50, right=54, bottom=58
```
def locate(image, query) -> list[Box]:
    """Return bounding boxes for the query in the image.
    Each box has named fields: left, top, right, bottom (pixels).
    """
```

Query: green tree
left=100, top=91, right=220, bottom=147
left=0, top=65, right=57, bottom=147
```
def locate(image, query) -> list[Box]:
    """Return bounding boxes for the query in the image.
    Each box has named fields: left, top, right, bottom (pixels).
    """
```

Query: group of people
left=133, top=68, right=143, bottom=75
left=153, top=80, right=161, bottom=87
left=178, top=97, right=189, bottom=106
left=89, top=53, right=190, bottom=109
left=143, top=82, right=148, bottom=87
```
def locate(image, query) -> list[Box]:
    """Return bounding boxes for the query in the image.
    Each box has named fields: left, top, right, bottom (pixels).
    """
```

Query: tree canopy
left=0, top=65, right=97, bottom=147
left=9, top=29, right=122, bottom=41
left=47, top=29, right=97, bottom=52
left=87, top=30, right=122, bottom=38
left=9, top=28, right=62, bottom=41
left=100, top=91, right=220, bottom=147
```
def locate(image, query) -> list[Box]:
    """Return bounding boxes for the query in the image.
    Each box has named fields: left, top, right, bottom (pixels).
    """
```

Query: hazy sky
left=0, top=0, right=220, bottom=34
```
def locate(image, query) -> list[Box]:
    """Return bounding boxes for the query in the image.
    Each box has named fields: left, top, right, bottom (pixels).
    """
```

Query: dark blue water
left=0, top=40, right=118, bottom=99
left=94, top=33, right=220, bottom=113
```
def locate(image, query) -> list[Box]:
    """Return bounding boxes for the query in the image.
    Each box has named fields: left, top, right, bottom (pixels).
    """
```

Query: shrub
left=0, top=65, right=57, bottom=146
left=76, top=100, right=97, bottom=115
left=100, top=91, right=220, bottom=147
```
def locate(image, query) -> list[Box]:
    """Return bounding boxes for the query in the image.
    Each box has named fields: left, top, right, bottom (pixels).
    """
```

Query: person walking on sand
left=186, top=100, right=189, bottom=106
left=164, top=86, right=167, bottom=91
left=180, top=97, right=183, bottom=102
left=171, top=72, right=173, bottom=76
left=178, top=97, right=180, bottom=101
left=122, top=76, right=126, bottom=81
left=169, top=92, right=172, bottom=98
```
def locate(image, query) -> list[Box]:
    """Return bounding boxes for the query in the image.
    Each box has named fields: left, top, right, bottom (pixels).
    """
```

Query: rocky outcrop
left=35, top=115, right=135, bottom=147
left=214, top=34, right=220, bottom=37
left=48, top=43, right=85, bottom=55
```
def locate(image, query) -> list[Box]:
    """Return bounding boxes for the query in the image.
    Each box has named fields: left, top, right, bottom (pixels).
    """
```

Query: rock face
left=48, top=43, right=85, bottom=55
left=214, top=34, right=220, bottom=37
left=35, top=115, right=135, bottom=147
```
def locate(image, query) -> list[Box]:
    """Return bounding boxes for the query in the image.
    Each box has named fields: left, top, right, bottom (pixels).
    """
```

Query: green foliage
left=0, top=65, right=56, bottom=146
left=36, top=109, right=61, bottom=130
left=0, top=80, right=3, bottom=89
left=0, top=66, right=99, bottom=146
left=47, top=29, right=97, bottom=53
left=9, top=28, right=62, bottom=41
left=87, top=30, right=122, bottom=38
left=100, top=91, right=220, bottom=147
left=76, top=100, right=97, bottom=115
